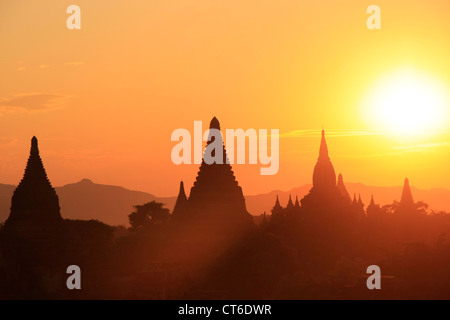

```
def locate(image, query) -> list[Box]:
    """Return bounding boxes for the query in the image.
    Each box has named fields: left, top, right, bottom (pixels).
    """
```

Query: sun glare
left=363, top=69, right=449, bottom=138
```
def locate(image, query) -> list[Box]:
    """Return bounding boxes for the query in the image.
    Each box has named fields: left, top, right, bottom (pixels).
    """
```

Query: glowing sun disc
left=363, top=69, right=449, bottom=137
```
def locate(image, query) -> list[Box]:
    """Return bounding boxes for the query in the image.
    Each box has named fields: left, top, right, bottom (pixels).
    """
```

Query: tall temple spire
left=312, top=130, right=336, bottom=190
left=172, top=180, right=188, bottom=217
left=275, top=195, right=281, bottom=207
left=352, top=193, right=357, bottom=205
left=366, top=194, right=381, bottom=218
left=31, top=136, right=38, bottom=153
left=300, top=129, right=350, bottom=214
left=271, top=195, right=283, bottom=216
left=369, top=194, right=375, bottom=206
left=6, top=136, right=62, bottom=225
left=350, top=193, right=365, bottom=216
left=2, top=137, right=64, bottom=277
left=188, top=117, right=252, bottom=227
left=400, top=178, right=414, bottom=206
left=318, top=129, right=330, bottom=161
left=286, top=194, right=294, bottom=209
left=210, top=116, right=220, bottom=130
left=294, top=196, right=300, bottom=208
left=358, top=194, right=364, bottom=206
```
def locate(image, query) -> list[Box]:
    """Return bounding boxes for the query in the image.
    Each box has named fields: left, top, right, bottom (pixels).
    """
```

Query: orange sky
left=0, top=0, right=449, bottom=197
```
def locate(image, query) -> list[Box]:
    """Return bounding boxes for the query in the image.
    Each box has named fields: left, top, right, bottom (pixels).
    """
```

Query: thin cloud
left=0, top=137, right=18, bottom=146
left=392, top=142, right=450, bottom=153
left=280, top=129, right=380, bottom=138
left=337, top=141, right=450, bottom=159
left=0, top=93, right=72, bottom=115
left=64, top=61, right=85, bottom=66
left=17, top=66, right=26, bottom=72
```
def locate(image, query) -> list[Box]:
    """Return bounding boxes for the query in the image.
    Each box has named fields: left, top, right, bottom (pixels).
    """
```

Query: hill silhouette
left=0, top=179, right=174, bottom=226
left=245, top=183, right=450, bottom=215
left=0, top=179, right=448, bottom=226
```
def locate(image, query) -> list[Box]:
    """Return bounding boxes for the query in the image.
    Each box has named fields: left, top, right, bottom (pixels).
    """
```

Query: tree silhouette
left=415, top=201, right=430, bottom=215
left=382, top=201, right=399, bottom=215
left=128, top=201, right=170, bottom=229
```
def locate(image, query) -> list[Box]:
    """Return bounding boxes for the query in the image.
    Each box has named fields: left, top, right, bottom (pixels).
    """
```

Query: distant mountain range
left=0, top=179, right=448, bottom=226
left=0, top=179, right=170, bottom=226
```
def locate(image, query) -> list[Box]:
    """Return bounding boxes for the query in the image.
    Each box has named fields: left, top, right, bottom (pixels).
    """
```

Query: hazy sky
left=1, top=0, right=449, bottom=196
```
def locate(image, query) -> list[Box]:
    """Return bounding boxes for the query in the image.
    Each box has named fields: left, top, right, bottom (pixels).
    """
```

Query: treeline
left=1, top=200, right=450, bottom=299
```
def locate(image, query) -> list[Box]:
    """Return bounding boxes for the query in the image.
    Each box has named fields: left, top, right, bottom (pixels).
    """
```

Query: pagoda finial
left=179, top=180, right=186, bottom=197
left=370, top=194, right=375, bottom=206
left=210, top=117, right=220, bottom=130
left=400, top=178, right=414, bottom=206
left=31, top=136, right=39, bottom=154
left=287, top=194, right=294, bottom=209
left=271, top=194, right=283, bottom=215
left=358, top=194, right=364, bottom=206
left=172, top=180, right=188, bottom=216
left=319, top=129, right=329, bottom=161
left=312, top=129, right=336, bottom=189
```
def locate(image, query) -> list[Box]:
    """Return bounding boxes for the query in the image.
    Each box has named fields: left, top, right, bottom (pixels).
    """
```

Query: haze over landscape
left=1, top=0, right=450, bottom=300
left=1, top=178, right=448, bottom=226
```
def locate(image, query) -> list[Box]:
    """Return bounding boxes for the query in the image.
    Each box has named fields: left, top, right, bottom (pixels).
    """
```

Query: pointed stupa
left=366, top=194, right=381, bottom=218
left=312, top=130, right=336, bottom=190
left=188, top=117, right=252, bottom=226
left=2, top=137, right=65, bottom=273
left=319, top=129, right=330, bottom=161
left=352, top=193, right=357, bottom=205
left=6, top=137, right=61, bottom=225
left=358, top=194, right=364, bottom=206
left=286, top=194, right=294, bottom=210
left=172, top=181, right=188, bottom=217
left=350, top=193, right=365, bottom=216
left=369, top=194, right=375, bottom=206
left=274, top=195, right=281, bottom=208
left=210, top=116, right=220, bottom=130
left=294, top=196, right=300, bottom=208
left=271, top=195, right=283, bottom=216
left=337, top=173, right=352, bottom=202
left=400, top=178, right=415, bottom=206
left=300, top=129, right=350, bottom=213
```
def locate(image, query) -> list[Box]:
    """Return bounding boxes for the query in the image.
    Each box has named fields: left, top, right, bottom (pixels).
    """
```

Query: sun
left=363, top=69, right=449, bottom=138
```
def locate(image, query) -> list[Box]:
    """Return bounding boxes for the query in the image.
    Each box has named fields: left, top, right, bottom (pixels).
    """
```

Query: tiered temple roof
left=397, top=178, right=417, bottom=214
left=6, top=137, right=62, bottom=225
left=300, top=130, right=350, bottom=211
left=174, top=117, right=252, bottom=227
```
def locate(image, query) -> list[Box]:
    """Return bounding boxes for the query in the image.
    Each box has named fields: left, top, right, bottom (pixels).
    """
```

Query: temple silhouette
left=3, top=137, right=62, bottom=236
left=172, top=117, right=253, bottom=229
left=397, top=178, right=415, bottom=212
left=366, top=194, right=383, bottom=218
left=0, top=137, right=66, bottom=297
left=269, top=130, right=420, bottom=220
left=271, top=130, right=357, bottom=218
left=0, top=128, right=441, bottom=300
